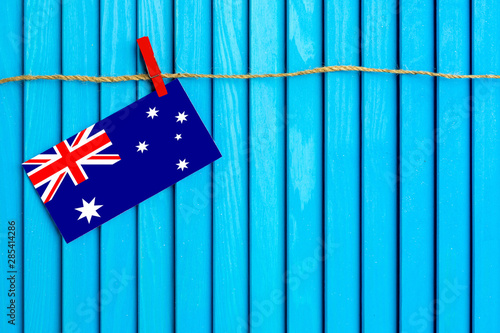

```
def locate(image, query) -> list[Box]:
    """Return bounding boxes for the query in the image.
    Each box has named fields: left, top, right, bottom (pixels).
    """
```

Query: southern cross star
left=176, top=111, right=188, bottom=124
left=146, top=107, right=159, bottom=119
left=175, top=134, right=182, bottom=141
left=136, top=141, right=149, bottom=153
left=75, top=198, right=103, bottom=223
left=176, top=159, right=189, bottom=171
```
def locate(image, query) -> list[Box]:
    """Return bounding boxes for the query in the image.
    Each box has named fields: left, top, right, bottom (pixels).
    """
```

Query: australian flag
left=22, top=80, right=221, bottom=243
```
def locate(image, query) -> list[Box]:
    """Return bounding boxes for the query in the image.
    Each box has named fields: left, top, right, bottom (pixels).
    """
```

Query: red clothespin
left=137, top=36, right=167, bottom=97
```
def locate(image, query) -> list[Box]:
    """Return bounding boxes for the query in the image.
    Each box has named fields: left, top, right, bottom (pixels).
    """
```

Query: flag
left=23, top=79, right=221, bottom=243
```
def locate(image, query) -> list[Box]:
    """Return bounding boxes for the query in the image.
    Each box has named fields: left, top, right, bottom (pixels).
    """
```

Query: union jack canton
left=24, top=125, right=121, bottom=204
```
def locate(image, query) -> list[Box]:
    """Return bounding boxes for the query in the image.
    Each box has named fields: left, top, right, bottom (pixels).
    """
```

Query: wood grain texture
left=436, top=0, right=471, bottom=331
left=399, top=1, right=435, bottom=332
left=3, top=1, right=500, bottom=332
left=361, top=0, right=398, bottom=331
left=472, top=0, right=500, bottom=331
left=23, top=0, right=62, bottom=330
left=249, top=0, right=286, bottom=331
left=137, top=0, right=174, bottom=332
left=61, top=0, right=100, bottom=332
left=213, top=0, right=249, bottom=330
left=0, top=0, right=23, bottom=331
left=136, top=1, right=175, bottom=332
left=174, top=0, right=213, bottom=331
left=324, top=0, right=360, bottom=332
left=286, top=0, right=323, bottom=331
left=100, top=0, right=137, bottom=331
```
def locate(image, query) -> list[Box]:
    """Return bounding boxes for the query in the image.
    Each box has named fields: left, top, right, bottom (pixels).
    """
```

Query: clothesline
left=1, top=65, right=499, bottom=85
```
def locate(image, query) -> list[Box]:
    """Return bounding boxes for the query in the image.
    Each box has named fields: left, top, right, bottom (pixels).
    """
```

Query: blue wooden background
left=1, top=0, right=500, bottom=332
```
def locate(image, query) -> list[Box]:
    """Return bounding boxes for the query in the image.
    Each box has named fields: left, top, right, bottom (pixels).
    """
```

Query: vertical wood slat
left=174, top=0, right=214, bottom=331
left=249, top=0, right=286, bottom=331
left=472, top=0, right=500, bottom=331
left=361, top=0, right=398, bottom=331
left=399, top=1, right=435, bottom=332
left=137, top=0, right=174, bottom=332
left=324, top=0, right=360, bottom=332
left=174, top=0, right=213, bottom=331
left=0, top=0, right=23, bottom=331
left=213, top=0, right=249, bottom=330
left=61, top=0, right=100, bottom=332
left=286, top=0, right=323, bottom=331
left=23, top=0, right=62, bottom=330
left=99, top=0, right=137, bottom=331
left=436, top=0, right=471, bottom=331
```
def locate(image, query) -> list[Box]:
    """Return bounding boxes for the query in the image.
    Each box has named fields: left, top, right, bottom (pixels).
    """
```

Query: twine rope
left=1, top=65, right=500, bottom=85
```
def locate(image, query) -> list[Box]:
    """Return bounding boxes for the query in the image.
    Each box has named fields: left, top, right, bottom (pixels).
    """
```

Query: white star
left=176, top=159, right=189, bottom=171
left=146, top=107, right=159, bottom=119
left=136, top=141, right=149, bottom=153
left=75, top=198, right=103, bottom=224
left=175, top=134, right=182, bottom=141
left=176, top=111, right=188, bottom=124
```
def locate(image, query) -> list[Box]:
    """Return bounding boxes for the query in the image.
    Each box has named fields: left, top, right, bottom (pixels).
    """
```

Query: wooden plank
left=23, top=0, right=62, bottom=331
left=137, top=0, right=174, bottom=332
left=436, top=0, right=471, bottom=331
left=213, top=0, right=249, bottom=330
left=324, top=0, right=360, bottom=332
left=361, top=0, right=398, bottom=331
left=174, top=0, right=213, bottom=331
left=399, top=0, right=435, bottom=332
left=0, top=1, right=23, bottom=331
left=100, top=0, right=137, bottom=331
left=61, top=1, right=99, bottom=332
left=472, top=0, right=500, bottom=330
left=286, top=0, right=323, bottom=330
left=249, top=0, right=285, bottom=331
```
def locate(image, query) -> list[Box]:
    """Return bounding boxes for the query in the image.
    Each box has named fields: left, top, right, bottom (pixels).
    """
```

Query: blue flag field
left=23, top=80, right=221, bottom=242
